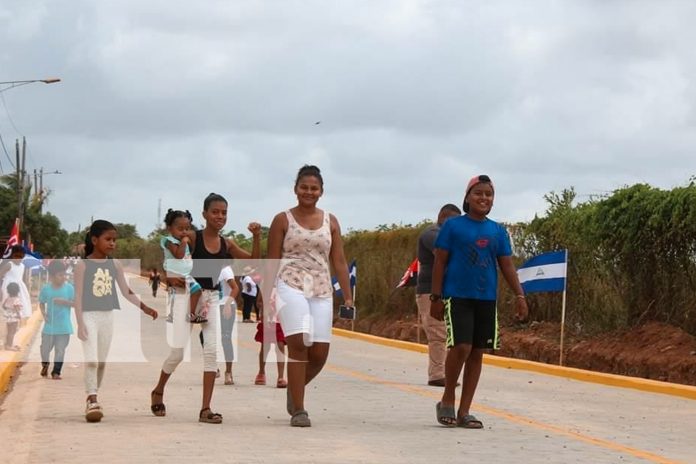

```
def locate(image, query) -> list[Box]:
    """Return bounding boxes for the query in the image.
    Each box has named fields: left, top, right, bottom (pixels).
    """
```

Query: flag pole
left=351, top=282, right=356, bottom=332
left=559, top=249, right=568, bottom=366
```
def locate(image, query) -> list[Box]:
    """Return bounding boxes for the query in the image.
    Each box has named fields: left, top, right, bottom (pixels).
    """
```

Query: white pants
left=162, top=289, right=219, bottom=373
left=276, top=279, right=333, bottom=344
left=81, top=311, right=114, bottom=395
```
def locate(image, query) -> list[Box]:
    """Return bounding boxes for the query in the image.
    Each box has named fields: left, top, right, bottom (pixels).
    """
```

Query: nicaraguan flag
left=517, top=250, right=567, bottom=294
left=332, top=259, right=356, bottom=298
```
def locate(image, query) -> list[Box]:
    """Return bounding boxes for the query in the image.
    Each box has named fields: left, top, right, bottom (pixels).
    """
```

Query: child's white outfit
left=1, top=262, right=32, bottom=319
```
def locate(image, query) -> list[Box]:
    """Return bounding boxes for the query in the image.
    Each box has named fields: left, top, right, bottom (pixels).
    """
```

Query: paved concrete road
left=1, top=276, right=695, bottom=464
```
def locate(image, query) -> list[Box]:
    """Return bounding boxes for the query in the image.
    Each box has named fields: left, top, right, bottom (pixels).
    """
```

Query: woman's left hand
left=344, top=299, right=354, bottom=307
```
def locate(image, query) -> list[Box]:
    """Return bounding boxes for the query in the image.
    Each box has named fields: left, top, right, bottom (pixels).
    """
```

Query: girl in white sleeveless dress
left=0, top=247, right=32, bottom=320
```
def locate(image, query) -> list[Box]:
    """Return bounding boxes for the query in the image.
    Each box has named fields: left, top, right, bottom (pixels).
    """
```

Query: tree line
left=3, top=173, right=694, bottom=336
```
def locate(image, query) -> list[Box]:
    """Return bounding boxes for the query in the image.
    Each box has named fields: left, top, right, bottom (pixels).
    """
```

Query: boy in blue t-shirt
left=430, top=174, right=529, bottom=429
left=39, top=260, right=75, bottom=379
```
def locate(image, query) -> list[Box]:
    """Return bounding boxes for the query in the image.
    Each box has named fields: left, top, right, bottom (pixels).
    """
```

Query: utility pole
left=15, top=139, right=22, bottom=235
left=34, top=169, right=38, bottom=196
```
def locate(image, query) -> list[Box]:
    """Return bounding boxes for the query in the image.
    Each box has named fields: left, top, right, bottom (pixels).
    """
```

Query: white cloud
left=1, top=0, right=695, bottom=239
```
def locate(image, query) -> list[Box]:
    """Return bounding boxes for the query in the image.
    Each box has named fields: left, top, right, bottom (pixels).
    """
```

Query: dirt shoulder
left=335, top=316, right=696, bottom=386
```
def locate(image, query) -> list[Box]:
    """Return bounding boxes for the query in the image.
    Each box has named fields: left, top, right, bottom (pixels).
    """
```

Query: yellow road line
left=333, top=328, right=696, bottom=400
left=326, top=364, right=683, bottom=464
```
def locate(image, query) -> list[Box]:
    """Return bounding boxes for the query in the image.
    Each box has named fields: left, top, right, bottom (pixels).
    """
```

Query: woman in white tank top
left=267, top=165, right=353, bottom=427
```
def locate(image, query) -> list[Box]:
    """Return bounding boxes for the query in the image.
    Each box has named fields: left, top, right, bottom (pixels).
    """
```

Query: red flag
left=2, top=218, right=20, bottom=258
left=396, top=258, right=419, bottom=288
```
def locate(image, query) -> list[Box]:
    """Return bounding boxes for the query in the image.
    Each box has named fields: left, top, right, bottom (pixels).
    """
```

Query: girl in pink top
left=267, top=165, right=353, bottom=427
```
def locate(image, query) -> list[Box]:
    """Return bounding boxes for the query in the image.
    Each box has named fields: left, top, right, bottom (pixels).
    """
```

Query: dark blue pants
left=40, top=333, right=70, bottom=375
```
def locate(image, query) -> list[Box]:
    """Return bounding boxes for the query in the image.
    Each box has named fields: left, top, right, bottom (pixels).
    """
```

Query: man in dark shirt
left=416, top=204, right=461, bottom=386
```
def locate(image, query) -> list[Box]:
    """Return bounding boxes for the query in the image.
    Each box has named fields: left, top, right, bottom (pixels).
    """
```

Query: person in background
left=416, top=204, right=461, bottom=387
left=0, top=245, right=33, bottom=323
left=241, top=267, right=259, bottom=322
left=2, top=282, right=23, bottom=351
left=254, top=288, right=287, bottom=388
left=39, top=260, right=75, bottom=379
left=149, top=268, right=162, bottom=298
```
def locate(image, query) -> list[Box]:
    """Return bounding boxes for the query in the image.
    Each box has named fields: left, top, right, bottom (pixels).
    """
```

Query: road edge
left=332, top=327, right=696, bottom=400
left=0, top=310, right=42, bottom=395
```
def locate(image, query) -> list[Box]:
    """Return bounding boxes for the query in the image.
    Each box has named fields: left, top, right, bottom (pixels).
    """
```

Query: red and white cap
left=465, top=175, right=494, bottom=197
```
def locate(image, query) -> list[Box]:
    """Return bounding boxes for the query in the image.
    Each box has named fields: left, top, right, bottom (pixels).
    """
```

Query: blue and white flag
left=517, top=250, right=567, bottom=294
left=332, top=259, right=356, bottom=298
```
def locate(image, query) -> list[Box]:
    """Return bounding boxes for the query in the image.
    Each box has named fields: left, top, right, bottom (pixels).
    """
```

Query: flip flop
left=457, top=414, right=483, bottom=429
left=436, top=401, right=457, bottom=427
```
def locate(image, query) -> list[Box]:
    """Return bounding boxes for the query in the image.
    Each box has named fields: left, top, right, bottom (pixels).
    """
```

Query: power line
left=0, top=92, right=23, bottom=136
left=0, top=130, right=15, bottom=171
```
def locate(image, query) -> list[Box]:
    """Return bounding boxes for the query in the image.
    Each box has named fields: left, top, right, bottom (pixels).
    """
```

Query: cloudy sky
left=1, top=0, right=694, bottom=237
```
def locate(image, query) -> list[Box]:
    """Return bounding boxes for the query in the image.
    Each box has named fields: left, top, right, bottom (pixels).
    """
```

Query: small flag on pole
left=332, top=259, right=356, bottom=298
left=2, top=218, right=20, bottom=259
left=517, top=250, right=567, bottom=294
left=396, top=258, right=419, bottom=288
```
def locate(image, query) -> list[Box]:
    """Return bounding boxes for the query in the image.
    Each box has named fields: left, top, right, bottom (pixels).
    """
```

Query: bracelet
left=516, top=295, right=526, bottom=299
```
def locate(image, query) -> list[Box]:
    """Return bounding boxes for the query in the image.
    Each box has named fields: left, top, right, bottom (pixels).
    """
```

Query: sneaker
left=166, top=313, right=174, bottom=323
left=85, top=401, right=103, bottom=423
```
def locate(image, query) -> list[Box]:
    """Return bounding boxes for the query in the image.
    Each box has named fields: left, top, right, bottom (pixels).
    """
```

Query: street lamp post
left=0, top=78, right=61, bottom=93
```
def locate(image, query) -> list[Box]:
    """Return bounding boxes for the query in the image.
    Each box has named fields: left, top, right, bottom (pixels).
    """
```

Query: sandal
left=254, top=373, right=266, bottom=385
left=436, top=401, right=457, bottom=427
left=199, top=408, right=223, bottom=424
left=51, top=373, right=62, bottom=380
left=276, top=378, right=287, bottom=389
left=40, top=364, right=49, bottom=377
left=150, top=390, right=166, bottom=417
left=457, top=414, right=484, bottom=429
left=187, top=314, right=208, bottom=324
left=290, top=410, right=311, bottom=427
left=85, top=401, right=104, bottom=423
left=224, top=372, right=234, bottom=385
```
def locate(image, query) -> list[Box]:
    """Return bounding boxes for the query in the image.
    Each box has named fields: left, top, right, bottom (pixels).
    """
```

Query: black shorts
left=444, top=298, right=499, bottom=350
